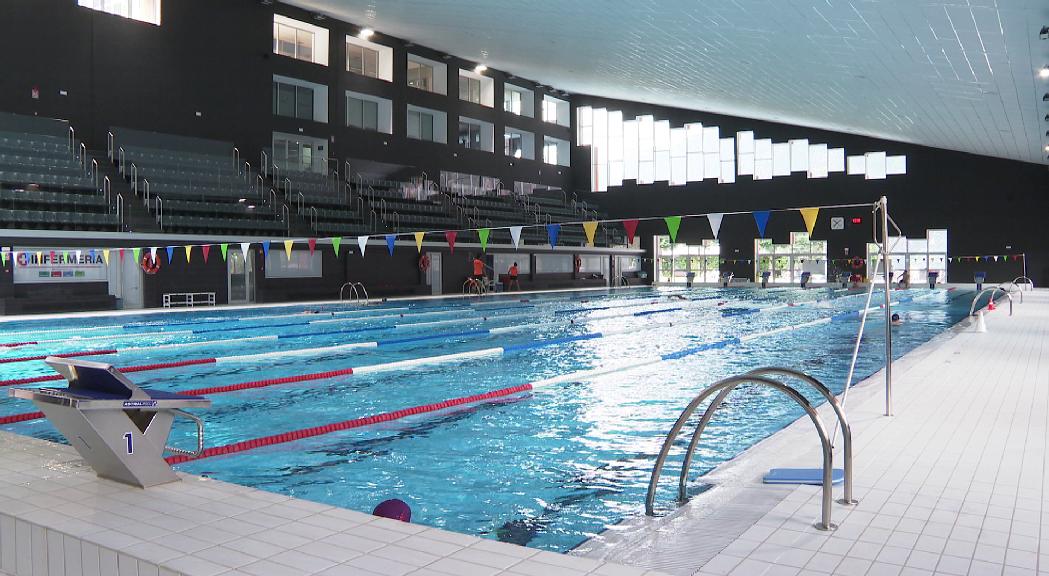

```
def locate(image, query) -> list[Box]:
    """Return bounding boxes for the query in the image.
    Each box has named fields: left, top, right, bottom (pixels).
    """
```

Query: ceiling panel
left=287, top=0, right=1049, bottom=164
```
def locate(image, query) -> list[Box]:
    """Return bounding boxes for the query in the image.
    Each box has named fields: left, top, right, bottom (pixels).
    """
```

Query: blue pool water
left=0, top=286, right=977, bottom=552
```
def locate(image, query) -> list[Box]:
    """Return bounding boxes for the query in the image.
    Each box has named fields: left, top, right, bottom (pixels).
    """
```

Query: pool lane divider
left=160, top=296, right=884, bottom=464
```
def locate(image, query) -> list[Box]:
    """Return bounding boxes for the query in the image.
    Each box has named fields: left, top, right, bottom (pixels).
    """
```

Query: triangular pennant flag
left=385, top=235, right=396, bottom=256
left=131, top=248, right=139, bottom=263
left=707, top=213, right=724, bottom=239
left=413, top=232, right=425, bottom=253
left=445, top=231, right=457, bottom=253
left=331, top=237, right=342, bottom=257
left=283, top=239, right=294, bottom=260
left=119, top=248, right=125, bottom=262
left=184, top=245, right=193, bottom=263
left=220, top=243, right=228, bottom=261
left=664, top=216, right=682, bottom=243
left=357, top=236, right=369, bottom=257
left=799, top=208, right=819, bottom=236
left=546, top=223, right=561, bottom=246
left=993, top=255, right=999, bottom=262
left=753, top=211, right=770, bottom=238
left=0, top=250, right=6, bottom=266
left=74, top=249, right=82, bottom=263
left=202, top=245, right=211, bottom=263
left=307, top=238, right=317, bottom=256
left=261, top=241, right=270, bottom=260
left=165, top=246, right=174, bottom=263
left=102, top=249, right=110, bottom=265
left=149, top=247, right=157, bottom=262
left=240, top=242, right=250, bottom=261
left=582, top=221, right=599, bottom=247
left=948, top=257, right=953, bottom=263
left=478, top=228, right=491, bottom=252
left=622, top=219, right=639, bottom=245
left=509, top=226, right=523, bottom=249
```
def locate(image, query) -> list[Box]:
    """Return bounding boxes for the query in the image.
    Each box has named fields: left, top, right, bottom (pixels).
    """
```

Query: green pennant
left=132, top=247, right=141, bottom=263
left=220, top=243, right=229, bottom=261
left=0, top=250, right=6, bottom=266
left=331, top=236, right=342, bottom=257
left=664, top=216, right=682, bottom=243
left=477, top=228, right=491, bottom=252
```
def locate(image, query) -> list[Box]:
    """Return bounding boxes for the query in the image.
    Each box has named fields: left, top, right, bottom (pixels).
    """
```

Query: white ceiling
left=287, top=0, right=1049, bottom=164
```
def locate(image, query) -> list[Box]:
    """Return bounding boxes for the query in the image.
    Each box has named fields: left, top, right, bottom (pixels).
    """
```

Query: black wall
left=0, top=0, right=571, bottom=189
left=571, top=95, right=1049, bottom=286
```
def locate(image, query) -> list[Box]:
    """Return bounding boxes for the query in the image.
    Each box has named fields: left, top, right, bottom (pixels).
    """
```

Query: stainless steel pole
left=881, top=196, right=893, bottom=416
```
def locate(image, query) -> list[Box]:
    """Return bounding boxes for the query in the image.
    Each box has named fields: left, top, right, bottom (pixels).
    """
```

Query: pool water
left=0, top=286, right=976, bottom=552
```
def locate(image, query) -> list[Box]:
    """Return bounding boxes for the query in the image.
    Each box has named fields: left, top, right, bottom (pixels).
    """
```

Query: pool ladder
left=340, top=282, right=369, bottom=303
left=645, top=367, right=855, bottom=531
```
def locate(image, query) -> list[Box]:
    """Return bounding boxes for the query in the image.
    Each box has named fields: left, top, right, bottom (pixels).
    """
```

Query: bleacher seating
left=113, top=128, right=282, bottom=236
left=0, top=114, right=119, bottom=232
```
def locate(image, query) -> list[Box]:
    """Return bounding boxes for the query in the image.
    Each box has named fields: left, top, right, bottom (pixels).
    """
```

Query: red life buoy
left=141, top=254, right=161, bottom=275
left=418, top=254, right=430, bottom=273
left=850, top=257, right=864, bottom=270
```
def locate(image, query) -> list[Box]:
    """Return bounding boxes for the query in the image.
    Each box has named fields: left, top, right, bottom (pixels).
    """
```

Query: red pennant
left=119, top=248, right=125, bottom=261
left=445, top=231, right=457, bottom=253
left=308, top=238, right=317, bottom=255
left=622, top=219, right=639, bottom=245
left=202, top=245, right=211, bottom=263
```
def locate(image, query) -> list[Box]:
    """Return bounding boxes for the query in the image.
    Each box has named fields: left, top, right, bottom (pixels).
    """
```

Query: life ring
left=418, top=254, right=430, bottom=273
left=141, top=254, right=161, bottom=275
left=573, top=255, right=582, bottom=273
left=850, top=257, right=864, bottom=270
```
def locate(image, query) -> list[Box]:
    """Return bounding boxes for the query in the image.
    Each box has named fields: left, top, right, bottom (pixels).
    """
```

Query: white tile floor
left=581, top=289, right=1048, bottom=576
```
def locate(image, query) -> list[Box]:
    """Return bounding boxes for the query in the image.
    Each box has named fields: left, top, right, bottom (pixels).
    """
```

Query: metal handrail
left=260, top=150, right=269, bottom=178
left=257, top=174, right=264, bottom=198
left=1012, top=276, right=1034, bottom=290
left=107, top=131, right=114, bottom=162
left=281, top=204, right=290, bottom=235
left=68, top=126, right=75, bottom=156
left=79, top=143, right=86, bottom=170
left=310, top=206, right=318, bottom=230
left=155, top=196, right=164, bottom=229
left=283, top=177, right=291, bottom=195
left=340, top=282, right=369, bottom=302
left=91, top=159, right=99, bottom=192
left=115, top=193, right=124, bottom=228
left=118, top=147, right=126, bottom=175
left=269, top=189, right=278, bottom=212
left=142, top=179, right=150, bottom=206
left=998, top=281, right=1026, bottom=304
left=103, top=176, right=111, bottom=207
left=645, top=374, right=838, bottom=530
left=297, top=192, right=305, bottom=214
left=164, top=409, right=205, bottom=458
left=233, top=147, right=239, bottom=171
left=969, top=287, right=1013, bottom=317
left=131, top=163, right=138, bottom=195
left=243, top=161, right=251, bottom=182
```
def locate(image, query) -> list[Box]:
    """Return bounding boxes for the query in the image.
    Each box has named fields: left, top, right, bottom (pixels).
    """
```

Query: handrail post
left=879, top=196, right=892, bottom=417
left=107, top=131, right=115, bottom=162
left=92, top=159, right=99, bottom=192
left=143, top=179, right=150, bottom=207
left=260, top=150, right=269, bottom=178
left=233, top=147, right=239, bottom=171
left=68, top=126, right=75, bottom=157
left=103, top=176, right=111, bottom=207
left=131, top=163, right=138, bottom=195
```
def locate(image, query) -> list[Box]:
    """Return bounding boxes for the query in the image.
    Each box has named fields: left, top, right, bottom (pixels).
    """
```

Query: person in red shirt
left=472, top=256, right=485, bottom=280
left=507, top=262, right=520, bottom=291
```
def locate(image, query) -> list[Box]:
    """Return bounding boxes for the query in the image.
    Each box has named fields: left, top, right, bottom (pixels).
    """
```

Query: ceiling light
left=358, top=28, right=374, bottom=39
left=474, top=64, right=488, bottom=73
left=1041, top=66, right=1049, bottom=79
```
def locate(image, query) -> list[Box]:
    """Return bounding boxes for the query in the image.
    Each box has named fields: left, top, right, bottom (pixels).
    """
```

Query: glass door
left=228, top=248, right=254, bottom=304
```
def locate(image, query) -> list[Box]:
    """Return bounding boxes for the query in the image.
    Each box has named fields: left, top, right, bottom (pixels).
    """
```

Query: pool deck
left=576, top=288, right=1048, bottom=575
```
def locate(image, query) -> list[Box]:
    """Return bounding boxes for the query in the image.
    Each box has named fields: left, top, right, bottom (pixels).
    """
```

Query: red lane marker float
left=166, top=383, right=534, bottom=465
left=0, top=411, right=44, bottom=425
left=185, top=367, right=355, bottom=396
left=1, top=342, right=37, bottom=348
left=0, top=349, right=118, bottom=365
left=0, top=358, right=216, bottom=387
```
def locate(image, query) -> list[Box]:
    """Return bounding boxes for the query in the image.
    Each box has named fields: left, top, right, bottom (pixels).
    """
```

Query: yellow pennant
left=582, top=221, right=599, bottom=247
left=102, top=249, right=110, bottom=265
left=283, top=239, right=294, bottom=260
left=799, top=208, right=819, bottom=236
left=414, top=232, right=425, bottom=253
left=184, top=245, right=193, bottom=262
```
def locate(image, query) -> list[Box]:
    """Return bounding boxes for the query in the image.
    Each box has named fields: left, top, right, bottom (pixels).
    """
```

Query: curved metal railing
left=969, top=286, right=1013, bottom=317
left=1012, top=276, right=1034, bottom=290
left=339, top=282, right=369, bottom=303
left=645, top=368, right=853, bottom=530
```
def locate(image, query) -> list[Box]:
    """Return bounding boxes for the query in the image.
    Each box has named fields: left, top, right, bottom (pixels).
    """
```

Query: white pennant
left=74, top=249, right=82, bottom=263
left=240, top=242, right=251, bottom=260
left=149, top=247, right=158, bottom=261
left=509, top=226, right=523, bottom=249
left=993, top=255, right=999, bottom=262
left=707, top=213, right=724, bottom=239
left=357, top=235, right=369, bottom=257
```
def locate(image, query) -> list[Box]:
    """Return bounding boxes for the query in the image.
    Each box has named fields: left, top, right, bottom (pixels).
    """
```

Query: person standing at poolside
left=507, top=262, right=520, bottom=291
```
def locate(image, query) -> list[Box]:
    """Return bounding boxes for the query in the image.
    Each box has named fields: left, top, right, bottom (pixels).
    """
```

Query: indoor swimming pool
left=0, top=286, right=978, bottom=552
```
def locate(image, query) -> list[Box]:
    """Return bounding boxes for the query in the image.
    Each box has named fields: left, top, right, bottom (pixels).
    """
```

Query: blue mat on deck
left=763, top=468, right=844, bottom=485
